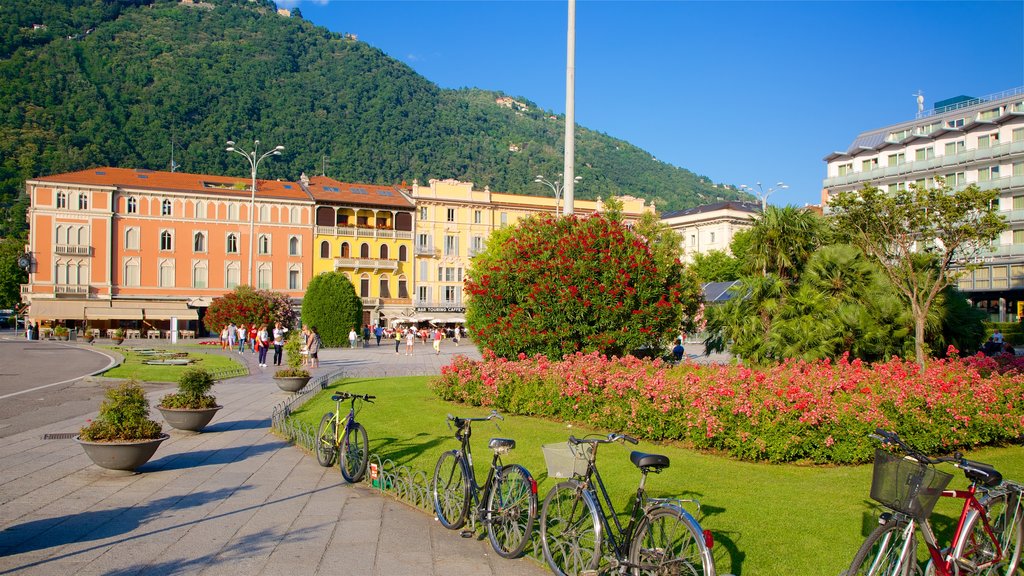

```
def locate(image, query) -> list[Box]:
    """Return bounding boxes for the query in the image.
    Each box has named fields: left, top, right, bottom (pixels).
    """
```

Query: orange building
left=23, top=167, right=314, bottom=335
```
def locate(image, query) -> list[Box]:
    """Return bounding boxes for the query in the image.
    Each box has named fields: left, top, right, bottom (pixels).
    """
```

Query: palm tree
left=744, top=206, right=825, bottom=282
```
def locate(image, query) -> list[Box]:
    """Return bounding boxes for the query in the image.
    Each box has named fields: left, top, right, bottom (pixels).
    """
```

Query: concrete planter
left=157, top=405, right=222, bottom=432
left=273, top=375, right=310, bottom=392
left=75, top=434, right=169, bottom=471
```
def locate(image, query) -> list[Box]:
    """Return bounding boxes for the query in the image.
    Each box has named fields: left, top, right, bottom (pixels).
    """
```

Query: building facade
left=660, top=201, right=761, bottom=263
left=823, top=87, right=1024, bottom=321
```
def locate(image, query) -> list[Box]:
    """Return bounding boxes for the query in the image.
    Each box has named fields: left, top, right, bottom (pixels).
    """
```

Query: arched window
left=289, top=236, right=299, bottom=256
left=192, top=261, right=208, bottom=288
left=228, top=204, right=239, bottom=221
left=193, top=232, right=206, bottom=253
left=359, top=274, right=370, bottom=297
left=290, top=207, right=299, bottom=224
left=160, top=230, right=173, bottom=251
left=55, top=225, right=64, bottom=244
left=258, top=234, right=270, bottom=255
left=260, top=205, right=270, bottom=222
left=398, top=275, right=409, bottom=299
left=226, top=233, right=238, bottom=254
left=225, top=262, right=240, bottom=289
left=162, top=199, right=172, bottom=216
left=78, top=193, right=88, bottom=210
left=124, top=258, right=140, bottom=287
left=125, top=228, right=139, bottom=250
left=398, top=245, right=408, bottom=262
left=126, top=197, right=137, bottom=214
left=320, top=241, right=330, bottom=259
left=379, top=275, right=391, bottom=298
left=379, top=244, right=389, bottom=260
left=195, top=200, right=206, bottom=219
left=360, top=243, right=370, bottom=258
left=56, top=191, right=67, bottom=209
left=340, top=242, right=350, bottom=258
left=159, top=260, right=174, bottom=287
left=78, top=226, right=88, bottom=245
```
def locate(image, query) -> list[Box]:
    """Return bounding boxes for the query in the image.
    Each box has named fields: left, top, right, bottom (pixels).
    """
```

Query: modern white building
left=661, top=201, right=761, bottom=263
left=823, top=87, right=1024, bottom=321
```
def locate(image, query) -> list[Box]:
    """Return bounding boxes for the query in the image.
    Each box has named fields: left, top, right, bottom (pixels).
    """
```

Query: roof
left=661, top=200, right=761, bottom=220
left=304, top=176, right=414, bottom=209
left=702, top=280, right=742, bottom=303
left=30, top=167, right=312, bottom=202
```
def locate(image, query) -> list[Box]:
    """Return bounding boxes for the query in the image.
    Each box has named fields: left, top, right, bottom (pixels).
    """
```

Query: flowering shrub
left=434, top=350, right=1024, bottom=464
left=204, top=286, right=297, bottom=334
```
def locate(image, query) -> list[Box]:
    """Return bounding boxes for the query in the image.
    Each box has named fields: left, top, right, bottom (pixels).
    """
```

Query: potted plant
left=112, top=327, right=125, bottom=345
left=156, top=368, right=222, bottom=432
left=83, top=326, right=95, bottom=343
left=76, top=380, right=168, bottom=472
left=53, top=326, right=69, bottom=341
left=273, top=332, right=310, bottom=392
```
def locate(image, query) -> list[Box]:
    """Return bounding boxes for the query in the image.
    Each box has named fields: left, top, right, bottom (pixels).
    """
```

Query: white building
left=661, top=201, right=761, bottom=263
left=823, top=87, right=1024, bottom=321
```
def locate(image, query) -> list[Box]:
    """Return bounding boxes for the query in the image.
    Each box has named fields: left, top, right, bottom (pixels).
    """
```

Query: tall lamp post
left=535, top=173, right=581, bottom=215
left=739, top=181, right=788, bottom=212
left=226, top=139, right=284, bottom=287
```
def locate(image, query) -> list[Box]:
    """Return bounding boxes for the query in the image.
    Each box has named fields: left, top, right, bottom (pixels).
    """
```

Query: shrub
left=275, top=332, right=309, bottom=377
left=79, top=380, right=163, bottom=441
left=301, top=271, right=362, bottom=348
left=434, top=350, right=1024, bottom=464
left=159, top=368, right=217, bottom=409
left=204, top=286, right=297, bottom=335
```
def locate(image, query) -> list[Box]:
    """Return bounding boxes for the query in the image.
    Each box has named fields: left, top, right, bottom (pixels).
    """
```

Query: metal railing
left=54, top=284, right=89, bottom=295
left=825, top=140, right=1024, bottom=188
left=917, top=86, right=1024, bottom=119
left=334, top=257, right=399, bottom=271
left=54, top=244, right=92, bottom=256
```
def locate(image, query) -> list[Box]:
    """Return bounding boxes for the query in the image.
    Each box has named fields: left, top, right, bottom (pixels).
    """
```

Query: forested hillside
left=0, top=0, right=748, bottom=237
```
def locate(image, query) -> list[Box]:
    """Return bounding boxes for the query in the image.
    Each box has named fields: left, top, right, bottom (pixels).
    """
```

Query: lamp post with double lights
left=739, top=181, right=788, bottom=212
left=535, top=173, right=581, bottom=215
left=225, top=139, right=284, bottom=286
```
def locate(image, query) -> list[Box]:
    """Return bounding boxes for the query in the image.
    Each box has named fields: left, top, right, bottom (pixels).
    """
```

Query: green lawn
left=101, top=346, right=244, bottom=382
left=291, top=376, right=1024, bottom=576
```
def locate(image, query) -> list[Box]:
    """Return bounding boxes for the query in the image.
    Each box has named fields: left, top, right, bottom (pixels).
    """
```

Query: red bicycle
left=845, top=429, right=1022, bottom=576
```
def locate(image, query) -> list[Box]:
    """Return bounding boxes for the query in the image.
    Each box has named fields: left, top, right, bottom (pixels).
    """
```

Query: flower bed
left=434, top=349, right=1024, bottom=464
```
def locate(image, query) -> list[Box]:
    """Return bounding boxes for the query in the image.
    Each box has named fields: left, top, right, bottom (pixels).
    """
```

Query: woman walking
left=405, top=327, right=415, bottom=356
left=307, top=326, right=321, bottom=369
left=256, top=324, right=270, bottom=367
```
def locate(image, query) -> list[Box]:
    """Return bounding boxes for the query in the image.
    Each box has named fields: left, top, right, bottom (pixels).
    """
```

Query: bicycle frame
left=575, top=441, right=651, bottom=565
left=452, top=418, right=502, bottom=526
left=920, top=484, right=1006, bottom=575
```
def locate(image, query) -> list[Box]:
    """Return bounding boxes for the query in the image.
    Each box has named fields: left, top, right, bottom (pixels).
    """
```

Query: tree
left=465, top=212, right=702, bottom=359
left=743, top=206, right=826, bottom=282
left=829, top=181, right=1005, bottom=369
left=301, top=271, right=362, bottom=348
left=203, top=286, right=297, bottom=335
left=0, top=235, right=27, bottom=309
left=691, top=250, right=741, bottom=282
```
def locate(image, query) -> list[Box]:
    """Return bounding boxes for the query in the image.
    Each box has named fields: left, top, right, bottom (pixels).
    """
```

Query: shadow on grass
left=369, top=433, right=447, bottom=468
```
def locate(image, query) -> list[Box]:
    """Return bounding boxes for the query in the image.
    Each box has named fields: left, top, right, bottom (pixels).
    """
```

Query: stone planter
left=157, top=405, right=222, bottom=432
left=273, top=375, right=310, bottom=392
left=75, top=434, right=169, bottom=471
left=112, top=338, right=124, bottom=345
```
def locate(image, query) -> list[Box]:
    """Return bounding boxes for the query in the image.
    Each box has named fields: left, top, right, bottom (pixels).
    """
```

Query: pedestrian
left=300, top=325, right=310, bottom=367
left=272, top=322, right=287, bottom=366
left=227, top=322, right=237, bottom=352
left=307, top=326, right=321, bottom=368
left=672, top=338, right=685, bottom=363
left=236, top=324, right=246, bottom=354
left=374, top=325, right=383, bottom=346
left=405, top=327, right=415, bottom=355
left=220, top=325, right=229, bottom=350
left=452, top=325, right=460, bottom=347
left=394, top=327, right=402, bottom=354
left=256, top=324, right=270, bottom=367
left=349, top=328, right=357, bottom=349
left=432, top=328, right=442, bottom=355
left=993, top=329, right=1004, bottom=345
left=248, top=324, right=258, bottom=353
left=362, top=325, right=370, bottom=348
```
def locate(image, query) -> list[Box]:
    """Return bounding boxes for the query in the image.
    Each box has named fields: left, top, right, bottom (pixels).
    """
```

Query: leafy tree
left=465, top=212, right=702, bottom=358
left=0, top=235, right=27, bottom=309
left=743, top=206, right=826, bottom=282
left=829, top=181, right=1005, bottom=369
left=301, top=271, right=361, bottom=348
left=691, top=250, right=741, bottom=282
left=203, top=285, right=297, bottom=334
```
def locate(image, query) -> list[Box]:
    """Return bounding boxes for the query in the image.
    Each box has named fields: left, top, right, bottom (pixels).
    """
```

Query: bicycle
left=845, top=428, right=1023, bottom=576
left=539, top=433, right=717, bottom=576
left=314, top=391, right=375, bottom=483
left=430, top=410, right=539, bottom=559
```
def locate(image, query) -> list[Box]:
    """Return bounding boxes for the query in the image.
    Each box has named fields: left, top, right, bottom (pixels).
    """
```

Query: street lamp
left=739, top=181, right=788, bottom=212
left=535, top=173, right=581, bottom=215
left=225, top=139, right=284, bottom=287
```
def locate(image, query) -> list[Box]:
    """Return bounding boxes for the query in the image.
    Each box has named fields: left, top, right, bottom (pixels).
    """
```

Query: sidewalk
left=0, top=339, right=545, bottom=575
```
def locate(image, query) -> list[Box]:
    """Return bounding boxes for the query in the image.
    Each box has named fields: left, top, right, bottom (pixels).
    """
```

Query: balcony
left=334, top=257, right=399, bottom=272
left=414, top=244, right=438, bottom=257
left=54, top=284, right=89, bottom=296
left=317, top=225, right=414, bottom=241
left=54, top=244, right=92, bottom=256
left=21, top=284, right=30, bottom=294
left=361, top=297, right=381, bottom=307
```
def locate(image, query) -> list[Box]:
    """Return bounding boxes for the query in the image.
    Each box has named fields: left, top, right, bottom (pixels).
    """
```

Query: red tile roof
left=304, top=176, right=414, bottom=209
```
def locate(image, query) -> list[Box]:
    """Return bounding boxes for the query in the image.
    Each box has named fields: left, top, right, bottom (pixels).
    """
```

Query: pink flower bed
left=434, top=348, right=1024, bottom=464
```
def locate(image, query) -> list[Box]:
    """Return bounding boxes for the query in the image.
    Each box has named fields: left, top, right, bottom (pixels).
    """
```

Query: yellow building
left=305, top=175, right=414, bottom=326
left=408, top=178, right=653, bottom=323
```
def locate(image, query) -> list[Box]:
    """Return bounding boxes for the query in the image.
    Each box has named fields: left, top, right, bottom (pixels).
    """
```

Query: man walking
left=374, top=325, right=383, bottom=346
left=272, top=322, right=287, bottom=366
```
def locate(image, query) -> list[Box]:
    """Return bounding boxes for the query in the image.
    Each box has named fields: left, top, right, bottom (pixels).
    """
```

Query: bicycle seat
left=961, top=459, right=1002, bottom=488
left=488, top=438, right=516, bottom=454
left=630, top=451, right=670, bottom=471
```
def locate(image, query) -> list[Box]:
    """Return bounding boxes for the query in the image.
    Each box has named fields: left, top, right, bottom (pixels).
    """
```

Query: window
left=341, top=242, right=350, bottom=258
left=226, top=234, right=238, bottom=254
left=944, top=172, right=965, bottom=186
left=379, top=276, right=391, bottom=298
left=195, top=200, right=205, bottom=219
left=162, top=199, right=172, bottom=216
left=288, top=236, right=299, bottom=256
left=398, top=276, right=409, bottom=299
left=1014, top=162, right=1024, bottom=177
left=419, top=207, right=428, bottom=220
left=836, top=163, right=852, bottom=176
left=126, top=197, right=137, bottom=213
left=125, top=228, right=140, bottom=250
left=78, top=193, right=88, bottom=210
left=290, top=207, right=299, bottom=224
left=379, top=244, right=389, bottom=259
left=357, top=215, right=369, bottom=227
left=420, top=260, right=428, bottom=281
left=1015, top=230, right=1024, bottom=245
left=474, top=210, right=482, bottom=224
left=889, top=129, right=911, bottom=142
left=444, top=267, right=462, bottom=282
left=443, top=285, right=461, bottom=304
left=56, top=191, right=67, bottom=209
left=978, top=134, right=999, bottom=149
left=887, top=183, right=906, bottom=193
left=471, top=236, right=484, bottom=255
left=226, top=263, right=240, bottom=289
left=398, top=245, right=408, bottom=262
left=193, top=232, right=206, bottom=253
left=887, top=153, right=905, bottom=167
left=192, top=262, right=207, bottom=289
left=947, top=117, right=965, bottom=128
left=258, top=234, right=270, bottom=255
left=124, top=258, right=140, bottom=287
left=709, top=232, right=716, bottom=243
left=444, top=235, right=459, bottom=256
left=446, top=208, right=456, bottom=223
left=418, top=285, right=429, bottom=304
left=360, top=243, right=370, bottom=258
left=257, top=265, right=271, bottom=290
left=417, top=233, right=430, bottom=250
left=979, top=166, right=1000, bottom=181
left=861, top=158, right=878, bottom=171
left=945, top=140, right=965, bottom=156
left=1013, top=196, right=1024, bottom=211
left=690, top=234, right=696, bottom=246
left=159, top=260, right=174, bottom=287
left=160, top=230, right=173, bottom=251
left=1014, top=128, right=1024, bottom=142
left=320, top=241, right=330, bottom=259
left=288, top=269, right=300, bottom=290
left=914, top=147, right=934, bottom=161
left=500, top=212, right=508, bottom=226
left=259, top=205, right=269, bottom=222
left=359, top=274, right=370, bottom=297
left=979, top=108, right=1001, bottom=121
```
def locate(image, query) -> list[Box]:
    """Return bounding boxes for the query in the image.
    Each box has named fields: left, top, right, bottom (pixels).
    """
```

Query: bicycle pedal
left=459, top=530, right=474, bottom=538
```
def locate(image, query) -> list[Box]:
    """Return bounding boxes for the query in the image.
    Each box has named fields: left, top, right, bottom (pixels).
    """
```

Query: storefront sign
left=415, top=306, right=465, bottom=313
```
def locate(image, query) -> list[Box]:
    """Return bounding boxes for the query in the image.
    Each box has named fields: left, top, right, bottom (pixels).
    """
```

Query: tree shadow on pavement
left=140, top=440, right=287, bottom=471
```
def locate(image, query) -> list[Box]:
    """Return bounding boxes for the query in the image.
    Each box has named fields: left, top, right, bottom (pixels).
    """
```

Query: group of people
left=980, top=328, right=1016, bottom=357
left=345, top=324, right=466, bottom=353
left=219, top=321, right=290, bottom=367
left=298, top=325, right=322, bottom=368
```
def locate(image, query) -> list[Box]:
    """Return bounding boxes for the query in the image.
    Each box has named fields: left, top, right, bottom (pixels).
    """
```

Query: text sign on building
left=415, top=307, right=465, bottom=313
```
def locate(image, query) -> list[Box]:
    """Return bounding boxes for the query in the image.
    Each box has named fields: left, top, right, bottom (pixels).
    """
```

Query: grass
left=292, top=375, right=1024, bottom=576
left=101, top=346, right=244, bottom=382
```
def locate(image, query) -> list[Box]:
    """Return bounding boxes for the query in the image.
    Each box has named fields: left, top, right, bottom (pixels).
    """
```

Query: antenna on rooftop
left=170, top=137, right=180, bottom=172
left=914, top=90, right=925, bottom=118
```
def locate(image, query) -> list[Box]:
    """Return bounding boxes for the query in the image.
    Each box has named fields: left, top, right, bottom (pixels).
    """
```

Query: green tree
left=0, top=235, right=27, bottom=309
left=301, top=271, right=361, bottom=348
left=743, top=206, right=825, bottom=282
left=203, top=286, right=297, bottom=335
left=465, top=212, right=701, bottom=359
left=829, top=181, right=1005, bottom=369
left=691, top=250, right=741, bottom=282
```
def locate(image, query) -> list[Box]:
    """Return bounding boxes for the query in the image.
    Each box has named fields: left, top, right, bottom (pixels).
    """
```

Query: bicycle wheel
left=339, top=422, right=369, bottom=483
left=315, top=413, right=337, bottom=467
left=629, top=504, right=715, bottom=576
left=432, top=450, right=470, bottom=530
left=486, top=464, right=538, bottom=559
left=540, top=481, right=602, bottom=576
left=846, top=516, right=916, bottom=576
left=954, top=490, right=1023, bottom=575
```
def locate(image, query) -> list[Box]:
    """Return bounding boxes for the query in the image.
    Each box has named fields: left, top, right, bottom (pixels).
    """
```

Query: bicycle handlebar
left=330, top=392, right=376, bottom=403
left=569, top=432, right=639, bottom=445
left=445, top=410, right=503, bottom=431
left=872, top=428, right=961, bottom=465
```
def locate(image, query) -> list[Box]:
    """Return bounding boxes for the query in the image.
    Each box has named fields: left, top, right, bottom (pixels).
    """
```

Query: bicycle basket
left=542, top=442, right=593, bottom=479
left=870, top=448, right=953, bottom=519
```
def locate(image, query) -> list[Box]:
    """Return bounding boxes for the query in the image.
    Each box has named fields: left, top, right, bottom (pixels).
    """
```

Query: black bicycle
left=539, top=433, right=717, bottom=576
left=430, top=410, right=539, bottom=558
left=315, top=392, right=374, bottom=483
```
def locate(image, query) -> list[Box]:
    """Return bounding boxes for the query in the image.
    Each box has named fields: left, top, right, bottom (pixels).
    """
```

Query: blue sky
left=279, top=0, right=1024, bottom=208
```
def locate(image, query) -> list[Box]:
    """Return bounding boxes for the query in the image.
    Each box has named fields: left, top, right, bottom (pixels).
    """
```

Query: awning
left=27, top=300, right=88, bottom=320
left=85, top=307, right=144, bottom=320
left=144, top=308, right=199, bottom=321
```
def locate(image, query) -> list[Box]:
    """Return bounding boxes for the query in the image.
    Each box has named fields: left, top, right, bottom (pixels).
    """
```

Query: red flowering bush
left=465, top=212, right=701, bottom=359
left=434, top=351, right=1024, bottom=464
left=203, top=286, right=297, bottom=334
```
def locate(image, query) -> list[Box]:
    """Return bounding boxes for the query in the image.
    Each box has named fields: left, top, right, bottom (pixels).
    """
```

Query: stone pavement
left=0, top=337, right=547, bottom=576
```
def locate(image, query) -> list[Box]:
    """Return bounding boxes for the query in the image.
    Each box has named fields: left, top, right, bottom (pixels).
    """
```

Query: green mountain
left=0, top=0, right=750, bottom=237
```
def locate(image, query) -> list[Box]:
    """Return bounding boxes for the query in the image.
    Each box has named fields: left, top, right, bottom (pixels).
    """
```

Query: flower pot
left=157, top=405, right=222, bottom=432
left=112, top=338, right=124, bottom=345
left=273, top=375, right=311, bottom=392
left=75, top=434, right=169, bottom=471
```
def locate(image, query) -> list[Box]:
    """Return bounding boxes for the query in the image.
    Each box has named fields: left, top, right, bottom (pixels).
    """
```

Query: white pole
left=562, top=0, right=576, bottom=216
